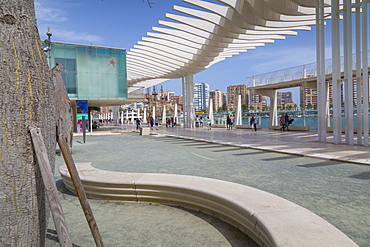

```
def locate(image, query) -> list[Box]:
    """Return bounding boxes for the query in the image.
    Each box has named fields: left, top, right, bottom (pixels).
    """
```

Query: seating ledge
left=327, top=126, right=370, bottom=134
left=236, top=125, right=262, bottom=129
left=59, top=163, right=357, bottom=247
left=270, top=125, right=310, bottom=131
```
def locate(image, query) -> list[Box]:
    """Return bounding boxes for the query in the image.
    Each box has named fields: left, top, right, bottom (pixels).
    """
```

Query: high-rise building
left=227, top=85, right=249, bottom=108
left=209, top=90, right=226, bottom=111
left=277, top=91, right=293, bottom=106
left=194, top=83, right=210, bottom=111
left=249, top=92, right=267, bottom=109
left=300, top=87, right=318, bottom=106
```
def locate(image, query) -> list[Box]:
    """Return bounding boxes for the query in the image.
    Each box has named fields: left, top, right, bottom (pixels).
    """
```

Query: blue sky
left=35, top=0, right=330, bottom=105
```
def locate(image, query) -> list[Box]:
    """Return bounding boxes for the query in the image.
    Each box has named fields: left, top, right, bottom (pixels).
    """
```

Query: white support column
left=344, top=0, right=354, bottom=145
left=362, top=0, right=369, bottom=146
left=208, top=98, right=214, bottom=124
left=254, top=89, right=277, bottom=127
left=182, top=74, right=195, bottom=128
left=316, top=0, right=327, bottom=142
left=131, top=109, right=135, bottom=123
left=143, top=107, right=147, bottom=123
left=174, top=104, right=178, bottom=124
left=162, top=104, right=166, bottom=124
left=235, top=95, right=242, bottom=125
left=355, top=0, right=363, bottom=145
left=113, top=106, right=119, bottom=126
left=331, top=0, right=342, bottom=144
left=270, top=90, right=277, bottom=127
left=182, top=77, right=185, bottom=126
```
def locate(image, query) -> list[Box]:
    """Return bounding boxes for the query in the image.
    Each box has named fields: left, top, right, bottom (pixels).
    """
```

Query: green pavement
left=48, top=127, right=370, bottom=246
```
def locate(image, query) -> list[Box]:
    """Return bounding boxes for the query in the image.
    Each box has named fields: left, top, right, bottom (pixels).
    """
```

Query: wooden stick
left=29, top=127, right=72, bottom=247
left=57, top=134, right=104, bottom=247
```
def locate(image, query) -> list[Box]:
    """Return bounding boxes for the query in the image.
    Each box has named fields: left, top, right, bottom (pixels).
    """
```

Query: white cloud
left=35, top=1, right=104, bottom=45
left=35, top=1, right=68, bottom=23
left=50, top=28, right=104, bottom=45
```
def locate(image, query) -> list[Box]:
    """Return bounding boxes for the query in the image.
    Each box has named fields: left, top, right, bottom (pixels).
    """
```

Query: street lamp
left=43, top=27, right=52, bottom=76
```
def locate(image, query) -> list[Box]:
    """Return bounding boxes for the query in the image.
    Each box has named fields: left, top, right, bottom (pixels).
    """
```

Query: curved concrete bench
left=59, top=163, right=357, bottom=247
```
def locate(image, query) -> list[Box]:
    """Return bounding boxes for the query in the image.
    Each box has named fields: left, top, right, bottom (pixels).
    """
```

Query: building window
left=55, top=58, right=77, bottom=95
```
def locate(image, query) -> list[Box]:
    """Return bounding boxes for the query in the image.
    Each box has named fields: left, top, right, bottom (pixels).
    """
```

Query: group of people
left=195, top=115, right=212, bottom=130
left=195, top=115, right=204, bottom=128
left=136, top=114, right=293, bottom=132
left=280, top=113, right=294, bottom=131
left=226, top=115, right=235, bottom=130
left=143, top=117, right=177, bottom=130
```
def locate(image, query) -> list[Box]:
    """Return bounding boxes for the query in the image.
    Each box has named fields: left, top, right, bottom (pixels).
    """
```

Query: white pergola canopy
left=127, top=0, right=337, bottom=93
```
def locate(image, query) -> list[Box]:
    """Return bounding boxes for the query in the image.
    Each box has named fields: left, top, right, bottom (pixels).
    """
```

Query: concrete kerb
left=59, top=163, right=358, bottom=247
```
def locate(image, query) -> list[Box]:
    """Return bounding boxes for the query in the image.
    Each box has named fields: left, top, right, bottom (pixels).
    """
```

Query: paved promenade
left=149, top=125, right=370, bottom=166
left=52, top=125, right=370, bottom=246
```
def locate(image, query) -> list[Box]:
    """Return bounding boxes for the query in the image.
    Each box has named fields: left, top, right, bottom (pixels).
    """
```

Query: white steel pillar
left=316, top=0, right=327, bottom=142
left=162, top=104, right=166, bottom=124
left=356, top=0, right=363, bottom=145
left=254, top=89, right=277, bottom=127
left=344, top=0, right=354, bottom=145
left=174, top=104, right=178, bottom=124
left=362, top=0, right=369, bottom=146
left=182, top=75, right=195, bottom=128
left=332, top=0, right=342, bottom=144
left=208, top=98, right=214, bottom=124
left=143, top=107, right=147, bottom=123
left=113, top=106, right=119, bottom=126
left=235, top=95, right=242, bottom=125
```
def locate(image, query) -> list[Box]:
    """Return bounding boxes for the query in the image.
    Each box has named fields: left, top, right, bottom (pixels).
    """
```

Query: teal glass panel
left=46, top=42, right=127, bottom=100
left=76, top=45, right=127, bottom=99
left=55, top=58, right=77, bottom=95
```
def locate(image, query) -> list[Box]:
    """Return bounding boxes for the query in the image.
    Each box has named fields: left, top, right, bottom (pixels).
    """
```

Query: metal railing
left=246, top=50, right=370, bottom=87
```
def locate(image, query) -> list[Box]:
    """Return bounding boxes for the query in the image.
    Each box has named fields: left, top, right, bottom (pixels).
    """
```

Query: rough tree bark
left=53, top=63, right=73, bottom=152
left=0, top=0, right=56, bottom=246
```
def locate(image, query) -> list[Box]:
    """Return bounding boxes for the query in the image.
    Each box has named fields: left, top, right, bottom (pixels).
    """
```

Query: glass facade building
left=45, top=42, right=127, bottom=102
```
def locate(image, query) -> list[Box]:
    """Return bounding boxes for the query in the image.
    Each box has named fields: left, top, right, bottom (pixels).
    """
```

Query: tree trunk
left=0, top=0, right=56, bottom=246
left=53, top=63, right=73, bottom=152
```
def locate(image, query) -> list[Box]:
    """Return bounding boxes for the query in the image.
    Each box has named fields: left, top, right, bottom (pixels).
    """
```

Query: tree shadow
left=262, top=156, right=298, bottom=161
left=297, top=161, right=341, bottom=168
left=46, top=229, right=81, bottom=247
left=233, top=151, right=264, bottom=156
left=349, top=171, right=370, bottom=180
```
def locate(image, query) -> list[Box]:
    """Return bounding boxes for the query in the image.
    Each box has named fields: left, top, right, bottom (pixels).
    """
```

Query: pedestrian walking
left=284, top=113, right=290, bottom=131
left=226, top=115, right=231, bottom=130
left=149, top=117, right=154, bottom=130
left=251, top=115, right=258, bottom=131
left=199, top=116, right=204, bottom=127
left=230, top=115, right=234, bottom=129
left=136, top=118, right=141, bottom=131
left=195, top=115, right=200, bottom=127
left=155, top=116, right=159, bottom=130
left=207, top=116, right=212, bottom=130
left=166, top=118, right=171, bottom=128
left=249, top=115, right=258, bottom=131
left=280, top=114, right=286, bottom=131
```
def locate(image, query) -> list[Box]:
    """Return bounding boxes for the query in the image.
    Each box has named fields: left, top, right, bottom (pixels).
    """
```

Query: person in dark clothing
left=284, top=113, right=290, bottom=131
left=136, top=119, right=141, bottom=131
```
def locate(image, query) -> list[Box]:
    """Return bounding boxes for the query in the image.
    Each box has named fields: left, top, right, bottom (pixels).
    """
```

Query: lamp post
left=43, top=27, right=52, bottom=77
